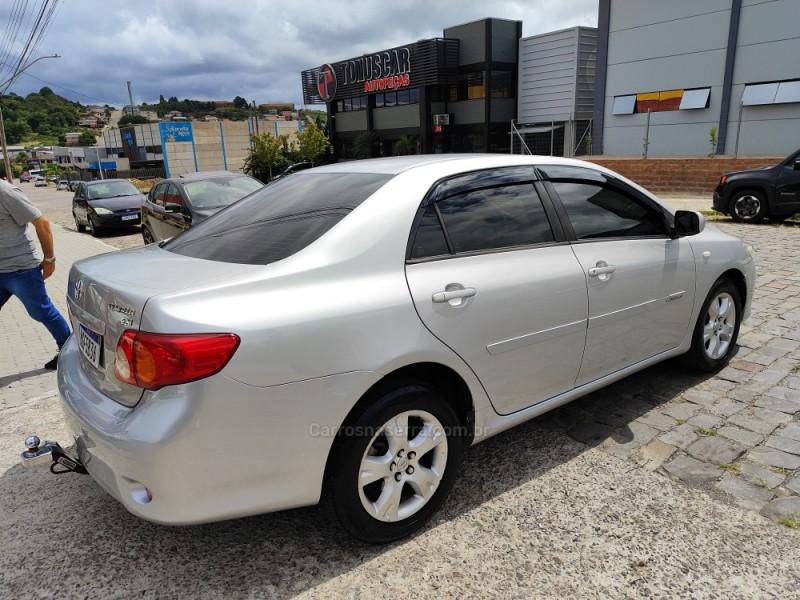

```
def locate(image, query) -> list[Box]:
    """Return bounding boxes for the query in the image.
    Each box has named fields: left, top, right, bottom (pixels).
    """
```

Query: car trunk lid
left=66, top=245, right=259, bottom=407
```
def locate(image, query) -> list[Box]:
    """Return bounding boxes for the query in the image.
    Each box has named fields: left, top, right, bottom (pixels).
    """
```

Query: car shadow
left=0, top=368, right=51, bottom=389
left=0, top=358, right=715, bottom=597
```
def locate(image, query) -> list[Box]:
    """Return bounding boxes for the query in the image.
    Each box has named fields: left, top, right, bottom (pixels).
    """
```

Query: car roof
left=175, top=170, right=248, bottom=182
left=85, top=178, right=130, bottom=185
left=308, top=154, right=613, bottom=176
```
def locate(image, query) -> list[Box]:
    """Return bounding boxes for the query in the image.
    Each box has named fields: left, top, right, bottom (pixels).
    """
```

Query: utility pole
left=0, top=54, right=60, bottom=182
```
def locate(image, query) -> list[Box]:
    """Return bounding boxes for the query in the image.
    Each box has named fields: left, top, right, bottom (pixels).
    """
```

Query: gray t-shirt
left=0, top=180, right=42, bottom=273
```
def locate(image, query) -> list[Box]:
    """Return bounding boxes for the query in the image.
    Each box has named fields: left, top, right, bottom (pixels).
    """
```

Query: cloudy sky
left=2, top=0, right=598, bottom=108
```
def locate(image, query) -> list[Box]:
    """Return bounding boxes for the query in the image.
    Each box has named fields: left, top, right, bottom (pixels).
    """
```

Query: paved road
left=1, top=182, right=799, bottom=598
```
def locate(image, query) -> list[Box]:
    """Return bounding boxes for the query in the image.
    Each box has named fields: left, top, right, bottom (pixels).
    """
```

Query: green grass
left=718, top=463, right=740, bottom=473
left=696, top=426, right=718, bottom=437
left=779, top=517, right=800, bottom=529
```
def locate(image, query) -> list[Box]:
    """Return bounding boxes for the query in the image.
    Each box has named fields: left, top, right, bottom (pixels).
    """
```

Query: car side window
left=151, top=184, right=167, bottom=207
left=410, top=183, right=555, bottom=258
left=165, top=184, right=183, bottom=208
left=551, top=182, right=667, bottom=240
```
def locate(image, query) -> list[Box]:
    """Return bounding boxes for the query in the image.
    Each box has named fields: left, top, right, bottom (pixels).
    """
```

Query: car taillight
left=720, top=175, right=726, bottom=185
left=114, top=331, right=240, bottom=390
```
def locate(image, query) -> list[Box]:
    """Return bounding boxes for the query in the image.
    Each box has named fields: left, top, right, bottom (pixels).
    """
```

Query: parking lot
left=1, top=182, right=799, bottom=598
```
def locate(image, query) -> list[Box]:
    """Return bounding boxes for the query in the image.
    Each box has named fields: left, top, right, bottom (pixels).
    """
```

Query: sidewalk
left=0, top=224, right=115, bottom=409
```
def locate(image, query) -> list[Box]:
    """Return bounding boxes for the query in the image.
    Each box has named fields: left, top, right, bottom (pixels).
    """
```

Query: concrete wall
left=445, top=20, right=486, bottom=65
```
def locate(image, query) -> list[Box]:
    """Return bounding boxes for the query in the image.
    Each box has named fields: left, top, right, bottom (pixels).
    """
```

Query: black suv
left=713, top=148, right=800, bottom=222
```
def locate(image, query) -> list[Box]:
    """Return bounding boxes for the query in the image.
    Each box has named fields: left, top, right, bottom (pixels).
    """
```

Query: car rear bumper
left=56, top=335, right=381, bottom=524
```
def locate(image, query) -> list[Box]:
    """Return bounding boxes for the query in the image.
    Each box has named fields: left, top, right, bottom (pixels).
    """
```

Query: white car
left=34, top=177, right=47, bottom=187
left=38, top=155, right=755, bottom=543
left=56, top=180, right=70, bottom=190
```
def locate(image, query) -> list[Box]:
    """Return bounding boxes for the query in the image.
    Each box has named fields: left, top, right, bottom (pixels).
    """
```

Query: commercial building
left=594, top=0, right=800, bottom=157
left=302, top=18, right=522, bottom=159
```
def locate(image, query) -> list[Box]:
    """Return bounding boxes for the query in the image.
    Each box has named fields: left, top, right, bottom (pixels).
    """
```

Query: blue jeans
left=0, top=267, right=71, bottom=349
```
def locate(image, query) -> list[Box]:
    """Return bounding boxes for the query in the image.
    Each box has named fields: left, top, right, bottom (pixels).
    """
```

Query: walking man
left=0, top=179, right=71, bottom=369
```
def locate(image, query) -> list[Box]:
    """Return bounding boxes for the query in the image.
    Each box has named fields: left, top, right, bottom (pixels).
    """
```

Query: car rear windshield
left=164, top=172, right=393, bottom=265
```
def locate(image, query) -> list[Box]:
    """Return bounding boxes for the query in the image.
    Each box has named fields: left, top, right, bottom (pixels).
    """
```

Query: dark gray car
left=141, top=171, right=264, bottom=244
left=72, top=179, right=144, bottom=237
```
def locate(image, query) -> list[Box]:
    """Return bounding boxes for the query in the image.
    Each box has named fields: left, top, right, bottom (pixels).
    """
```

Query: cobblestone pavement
left=6, top=184, right=800, bottom=526
left=538, top=220, right=800, bottom=524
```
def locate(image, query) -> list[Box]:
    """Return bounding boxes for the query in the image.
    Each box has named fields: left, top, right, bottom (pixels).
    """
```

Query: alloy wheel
left=702, top=291, right=736, bottom=360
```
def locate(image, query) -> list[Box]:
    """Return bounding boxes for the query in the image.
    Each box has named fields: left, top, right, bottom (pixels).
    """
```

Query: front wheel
left=74, top=212, right=86, bottom=233
left=729, top=189, right=767, bottom=223
left=685, top=279, right=741, bottom=372
left=87, top=218, right=100, bottom=237
left=142, top=226, right=155, bottom=245
left=323, top=383, right=466, bottom=543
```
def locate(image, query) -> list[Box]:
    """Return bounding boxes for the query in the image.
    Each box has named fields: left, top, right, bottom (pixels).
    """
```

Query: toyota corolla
left=45, top=155, right=754, bottom=543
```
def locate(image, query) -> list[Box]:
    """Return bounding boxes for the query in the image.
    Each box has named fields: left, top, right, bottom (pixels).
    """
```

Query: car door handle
left=432, top=287, right=477, bottom=303
left=588, top=264, right=616, bottom=277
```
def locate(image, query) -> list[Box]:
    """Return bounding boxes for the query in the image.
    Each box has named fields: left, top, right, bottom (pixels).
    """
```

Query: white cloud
left=2, top=0, right=598, bottom=107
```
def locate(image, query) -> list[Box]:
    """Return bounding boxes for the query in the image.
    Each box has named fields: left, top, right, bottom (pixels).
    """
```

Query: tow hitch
left=20, top=436, right=87, bottom=475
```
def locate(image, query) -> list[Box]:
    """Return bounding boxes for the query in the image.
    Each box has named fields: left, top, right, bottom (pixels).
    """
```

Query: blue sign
left=159, top=122, right=194, bottom=144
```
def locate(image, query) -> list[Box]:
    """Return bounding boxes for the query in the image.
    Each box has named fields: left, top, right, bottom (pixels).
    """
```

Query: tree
left=118, top=114, right=150, bottom=126
left=233, top=96, right=249, bottom=109
left=353, top=131, right=380, bottom=159
left=78, top=130, right=98, bottom=146
left=243, top=132, right=290, bottom=181
left=296, top=123, right=330, bottom=166
left=394, top=135, right=418, bottom=156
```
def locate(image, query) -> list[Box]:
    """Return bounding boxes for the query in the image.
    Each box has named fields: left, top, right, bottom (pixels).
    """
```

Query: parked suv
left=713, top=148, right=800, bottom=222
left=141, top=171, right=263, bottom=244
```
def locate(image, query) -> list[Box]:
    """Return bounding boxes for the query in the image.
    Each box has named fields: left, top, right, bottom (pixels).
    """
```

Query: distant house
left=64, top=132, right=81, bottom=146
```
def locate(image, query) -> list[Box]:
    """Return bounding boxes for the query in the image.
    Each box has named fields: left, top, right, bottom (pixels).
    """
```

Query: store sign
left=159, top=122, right=194, bottom=144
left=316, top=64, right=337, bottom=102
left=341, top=47, right=412, bottom=93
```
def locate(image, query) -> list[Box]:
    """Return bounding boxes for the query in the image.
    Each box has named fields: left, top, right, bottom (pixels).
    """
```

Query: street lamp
left=0, top=54, right=59, bottom=182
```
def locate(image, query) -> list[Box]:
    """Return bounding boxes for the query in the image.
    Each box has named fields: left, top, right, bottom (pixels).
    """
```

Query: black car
left=141, top=171, right=264, bottom=244
left=72, top=179, right=145, bottom=236
left=713, top=148, right=800, bottom=222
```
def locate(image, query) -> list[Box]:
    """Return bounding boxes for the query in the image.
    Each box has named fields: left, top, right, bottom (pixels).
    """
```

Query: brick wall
left=582, top=157, right=781, bottom=194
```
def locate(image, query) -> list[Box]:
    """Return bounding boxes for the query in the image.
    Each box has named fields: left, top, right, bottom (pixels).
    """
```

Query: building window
left=679, top=88, right=710, bottom=110
left=612, top=95, right=636, bottom=115
left=384, top=91, right=397, bottom=107
left=742, top=80, right=800, bottom=106
left=450, top=72, right=486, bottom=101
left=612, top=88, right=711, bottom=114
left=490, top=71, right=514, bottom=98
left=336, top=96, right=367, bottom=111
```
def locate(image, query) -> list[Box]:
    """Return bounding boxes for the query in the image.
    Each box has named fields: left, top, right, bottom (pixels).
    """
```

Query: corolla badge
left=73, top=279, right=84, bottom=302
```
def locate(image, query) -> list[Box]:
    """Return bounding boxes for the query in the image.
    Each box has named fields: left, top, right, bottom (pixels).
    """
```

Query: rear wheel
left=685, top=278, right=741, bottom=372
left=323, top=382, right=465, bottom=543
left=729, top=189, right=767, bottom=223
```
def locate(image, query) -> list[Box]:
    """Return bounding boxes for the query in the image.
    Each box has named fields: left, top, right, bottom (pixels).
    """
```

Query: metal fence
left=510, top=119, right=593, bottom=157
left=107, top=167, right=166, bottom=180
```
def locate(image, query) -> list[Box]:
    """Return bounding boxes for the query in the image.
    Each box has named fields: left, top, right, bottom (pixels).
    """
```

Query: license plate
left=121, top=214, right=138, bottom=221
left=78, top=323, right=102, bottom=368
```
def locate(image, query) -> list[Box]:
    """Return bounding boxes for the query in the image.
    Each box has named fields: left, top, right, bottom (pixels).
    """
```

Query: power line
left=0, top=62, right=124, bottom=105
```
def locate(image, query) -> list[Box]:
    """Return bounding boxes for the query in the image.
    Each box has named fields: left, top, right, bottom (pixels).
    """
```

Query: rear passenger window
left=437, top=184, right=554, bottom=254
left=410, top=206, right=450, bottom=259
left=552, top=182, right=666, bottom=239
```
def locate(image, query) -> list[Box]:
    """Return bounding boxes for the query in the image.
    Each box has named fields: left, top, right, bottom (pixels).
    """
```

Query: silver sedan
left=56, top=155, right=755, bottom=542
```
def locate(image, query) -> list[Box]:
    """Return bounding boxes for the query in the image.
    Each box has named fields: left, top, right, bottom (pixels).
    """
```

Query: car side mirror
left=672, top=210, right=705, bottom=237
left=794, top=159, right=800, bottom=171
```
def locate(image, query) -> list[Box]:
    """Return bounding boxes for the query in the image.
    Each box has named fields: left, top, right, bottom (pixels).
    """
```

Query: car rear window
left=164, top=172, right=393, bottom=265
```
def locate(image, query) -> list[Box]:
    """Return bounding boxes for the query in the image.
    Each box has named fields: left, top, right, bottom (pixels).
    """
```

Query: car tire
left=729, top=189, right=768, bottom=223
left=685, top=278, right=741, bottom=372
left=74, top=213, right=86, bottom=233
left=142, top=226, right=155, bottom=245
left=323, top=382, right=466, bottom=543
left=87, top=218, right=100, bottom=237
